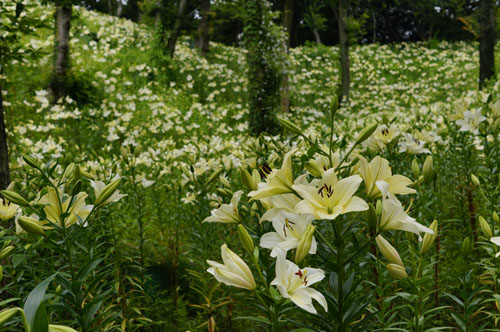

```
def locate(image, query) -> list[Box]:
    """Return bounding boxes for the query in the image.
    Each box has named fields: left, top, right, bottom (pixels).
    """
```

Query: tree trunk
left=337, top=0, right=350, bottom=104
left=167, top=0, right=188, bottom=58
left=0, top=81, right=10, bottom=190
left=479, top=0, right=496, bottom=89
left=196, top=0, right=211, bottom=56
left=52, top=4, right=71, bottom=103
left=281, top=0, right=294, bottom=113
left=107, top=0, right=113, bottom=15
left=372, top=9, right=376, bottom=43
left=313, top=29, right=322, bottom=43
left=116, top=0, right=123, bottom=17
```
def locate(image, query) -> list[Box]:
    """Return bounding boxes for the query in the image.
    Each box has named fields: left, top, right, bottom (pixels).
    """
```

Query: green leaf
left=24, top=274, right=56, bottom=332
left=77, top=258, right=103, bottom=282
left=233, top=316, right=272, bottom=325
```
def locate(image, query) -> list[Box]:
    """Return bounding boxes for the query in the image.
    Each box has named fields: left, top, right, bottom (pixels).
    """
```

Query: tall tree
left=51, top=1, right=72, bottom=102
left=244, top=0, right=283, bottom=135
left=196, top=0, right=211, bottom=56
left=330, top=0, right=350, bottom=104
left=281, top=0, right=294, bottom=113
left=167, top=0, right=188, bottom=57
left=479, top=0, right=496, bottom=89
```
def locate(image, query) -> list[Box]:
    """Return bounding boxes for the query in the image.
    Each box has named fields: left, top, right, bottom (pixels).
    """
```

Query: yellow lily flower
left=40, top=187, right=91, bottom=228
left=356, top=155, right=415, bottom=199
left=207, top=244, right=256, bottom=290
left=203, top=190, right=243, bottom=224
left=0, top=198, right=18, bottom=222
left=293, top=169, right=368, bottom=220
left=248, top=149, right=297, bottom=200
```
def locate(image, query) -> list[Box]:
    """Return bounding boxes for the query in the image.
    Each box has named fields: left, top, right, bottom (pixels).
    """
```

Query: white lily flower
left=456, top=108, right=486, bottom=135
left=399, top=133, right=430, bottom=154
left=207, top=244, right=256, bottom=290
left=380, top=198, right=433, bottom=239
left=260, top=209, right=316, bottom=257
left=293, top=169, right=368, bottom=220
left=356, top=155, right=415, bottom=199
left=249, top=149, right=297, bottom=200
left=203, top=190, right=243, bottom=224
left=271, top=249, right=327, bottom=314
left=90, top=178, right=127, bottom=206
left=490, top=237, right=500, bottom=257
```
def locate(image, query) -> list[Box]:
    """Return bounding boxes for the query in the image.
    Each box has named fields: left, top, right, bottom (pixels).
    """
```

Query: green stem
left=271, top=301, right=281, bottom=332
left=333, top=220, right=345, bottom=332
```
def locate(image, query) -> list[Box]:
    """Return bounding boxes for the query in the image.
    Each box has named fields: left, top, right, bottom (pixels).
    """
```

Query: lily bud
left=295, top=224, right=316, bottom=264
left=279, top=118, right=302, bottom=135
left=207, top=244, right=256, bottom=290
left=120, top=146, right=129, bottom=162
left=134, top=143, right=143, bottom=157
left=462, top=237, right=472, bottom=255
left=95, top=178, right=121, bottom=207
left=240, top=168, right=256, bottom=191
left=0, top=190, right=29, bottom=207
left=206, top=168, right=223, bottom=185
left=18, top=216, right=45, bottom=236
left=376, top=199, right=382, bottom=216
left=376, top=235, right=403, bottom=266
left=0, top=266, right=2, bottom=282
left=0, top=307, right=21, bottom=326
left=386, top=263, right=408, bottom=279
left=251, top=202, right=259, bottom=218
left=238, top=225, right=254, bottom=255
left=0, top=246, right=15, bottom=260
left=421, top=220, right=438, bottom=254
left=493, top=212, right=499, bottom=224
left=330, top=94, right=339, bottom=116
left=471, top=174, right=480, bottom=187
left=56, top=285, right=62, bottom=294
left=219, top=175, right=231, bottom=188
left=411, top=159, right=420, bottom=179
left=355, top=123, right=378, bottom=145
left=423, top=155, right=433, bottom=183
left=479, top=216, right=493, bottom=239
left=208, top=316, right=216, bottom=332
left=22, top=154, right=41, bottom=170
left=305, top=160, right=322, bottom=177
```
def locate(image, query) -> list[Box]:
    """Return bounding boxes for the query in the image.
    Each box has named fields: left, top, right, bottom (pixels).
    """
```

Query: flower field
left=2, top=1, right=500, bottom=331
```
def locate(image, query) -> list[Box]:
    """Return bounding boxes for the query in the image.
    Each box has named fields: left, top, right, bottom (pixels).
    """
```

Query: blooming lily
left=356, top=155, right=415, bottom=199
left=0, top=198, right=18, bottom=222
left=379, top=198, right=433, bottom=238
left=249, top=149, right=296, bottom=200
left=40, top=187, right=91, bottom=228
left=260, top=209, right=316, bottom=257
left=203, top=190, right=243, bottom=224
left=293, top=169, right=368, bottom=220
left=271, top=249, right=327, bottom=314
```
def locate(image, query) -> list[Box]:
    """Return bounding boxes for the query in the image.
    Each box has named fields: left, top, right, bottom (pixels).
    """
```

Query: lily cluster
left=203, top=145, right=434, bottom=315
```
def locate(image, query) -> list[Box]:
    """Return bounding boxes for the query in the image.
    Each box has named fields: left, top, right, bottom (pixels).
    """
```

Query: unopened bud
left=411, top=159, right=420, bottom=179
left=219, top=175, right=231, bottom=188
left=479, top=216, right=493, bottom=239
left=120, top=147, right=129, bottom=162
left=386, top=263, right=408, bottom=279
left=0, top=307, right=21, bottom=326
left=241, top=168, right=256, bottom=191
left=376, top=235, right=403, bottom=266
left=22, top=154, right=41, bottom=170
left=0, top=190, right=29, bottom=207
left=279, top=118, right=302, bottom=135
left=471, top=174, right=480, bottom=187
left=56, top=285, right=62, bottom=294
left=421, top=220, right=438, bottom=254
left=206, top=168, right=224, bottom=185
left=250, top=202, right=259, bottom=218
left=355, top=123, right=378, bottom=145
left=208, top=316, right=216, bottom=332
left=493, top=212, right=499, bottom=224
left=330, top=94, right=339, bottom=116
left=295, top=225, right=316, bottom=264
left=0, top=266, right=3, bottom=282
left=238, top=225, right=254, bottom=255
left=423, top=156, right=433, bottom=183
left=0, top=246, right=15, bottom=260
left=18, top=216, right=45, bottom=236
left=462, top=237, right=472, bottom=255
left=376, top=200, right=382, bottom=216
left=134, top=144, right=143, bottom=157
left=305, top=160, right=322, bottom=177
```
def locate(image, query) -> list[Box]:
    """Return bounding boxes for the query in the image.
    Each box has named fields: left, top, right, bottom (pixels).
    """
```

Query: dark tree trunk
left=337, top=0, right=350, bottom=104
left=51, top=4, right=71, bottom=103
left=116, top=0, right=123, bottom=17
left=107, top=0, right=113, bottom=15
left=196, top=0, right=211, bottom=56
left=0, top=81, right=10, bottom=190
left=479, top=0, right=496, bottom=89
left=167, top=0, right=188, bottom=58
left=372, top=10, right=376, bottom=43
left=281, top=0, right=294, bottom=113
